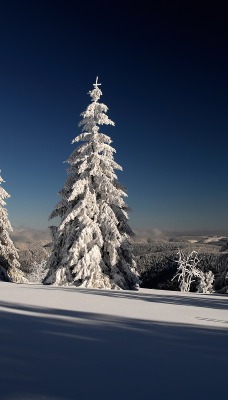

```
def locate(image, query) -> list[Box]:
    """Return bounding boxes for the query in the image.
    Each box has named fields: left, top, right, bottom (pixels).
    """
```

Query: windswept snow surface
left=0, top=283, right=227, bottom=400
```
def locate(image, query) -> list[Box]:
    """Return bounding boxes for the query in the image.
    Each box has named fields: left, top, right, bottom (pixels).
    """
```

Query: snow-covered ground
left=0, top=283, right=227, bottom=400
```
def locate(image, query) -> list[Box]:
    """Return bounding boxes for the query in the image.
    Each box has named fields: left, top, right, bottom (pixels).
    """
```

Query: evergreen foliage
left=0, top=173, right=27, bottom=283
left=44, top=78, right=139, bottom=289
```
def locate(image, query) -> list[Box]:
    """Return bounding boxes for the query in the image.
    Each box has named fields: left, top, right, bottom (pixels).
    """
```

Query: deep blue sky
left=0, top=0, right=227, bottom=233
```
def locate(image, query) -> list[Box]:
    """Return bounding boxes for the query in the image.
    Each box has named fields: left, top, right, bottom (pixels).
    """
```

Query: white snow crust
left=0, top=283, right=227, bottom=400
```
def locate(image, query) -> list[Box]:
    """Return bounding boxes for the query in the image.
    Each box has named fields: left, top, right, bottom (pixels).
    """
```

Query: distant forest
left=133, top=239, right=228, bottom=293
left=18, top=237, right=228, bottom=294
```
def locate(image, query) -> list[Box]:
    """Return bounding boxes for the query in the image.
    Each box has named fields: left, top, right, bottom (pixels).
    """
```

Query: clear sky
left=0, top=1, right=227, bottom=233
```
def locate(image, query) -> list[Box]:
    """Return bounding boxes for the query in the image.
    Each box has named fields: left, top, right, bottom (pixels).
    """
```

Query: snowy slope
left=0, top=283, right=227, bottom=400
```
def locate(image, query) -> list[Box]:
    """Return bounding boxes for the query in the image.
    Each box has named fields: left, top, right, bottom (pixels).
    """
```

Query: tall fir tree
left=0, top=172, right=27, bottom=282
left=44, top=78, right=139, bottom=289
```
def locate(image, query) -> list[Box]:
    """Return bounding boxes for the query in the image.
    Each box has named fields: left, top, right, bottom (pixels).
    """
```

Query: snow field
left=0, top=283, right=227, bottom=400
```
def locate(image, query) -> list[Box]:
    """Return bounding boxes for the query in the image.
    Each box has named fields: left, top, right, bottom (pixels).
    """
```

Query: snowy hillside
left=0, top=283, right=227, bottom=400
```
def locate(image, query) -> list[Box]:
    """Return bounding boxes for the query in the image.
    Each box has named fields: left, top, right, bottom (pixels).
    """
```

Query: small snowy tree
left=197, top=270, right=214, bottom=294
left=0, top=172, right=27, bottom=283
left=43, top=78, right=139, bottom=289
left=172, top=250, right=214, bottom=293
left=172, top=250, right=200, bottom=292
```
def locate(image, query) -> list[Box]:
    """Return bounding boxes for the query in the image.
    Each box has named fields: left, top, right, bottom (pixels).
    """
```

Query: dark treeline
left=17, top=238, right=228, bottom=293
left=133, top=240, right=228, bottom=293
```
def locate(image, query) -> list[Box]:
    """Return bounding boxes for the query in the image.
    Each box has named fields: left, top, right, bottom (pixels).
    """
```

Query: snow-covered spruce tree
left=0, top=173, right=27, bottom=283
left=43, top=78, right=139, bottom=289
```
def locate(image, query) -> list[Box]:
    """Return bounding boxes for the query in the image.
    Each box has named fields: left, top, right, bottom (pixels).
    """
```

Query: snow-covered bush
left=172, top=250, right=201, bottom=292
left=0, top=172, right=27, bottom=283
left=172, top=250, right=214, bottom=293
left=44, top=78, right=139, bottom=290
left=197, top=270, right=214, bottom=293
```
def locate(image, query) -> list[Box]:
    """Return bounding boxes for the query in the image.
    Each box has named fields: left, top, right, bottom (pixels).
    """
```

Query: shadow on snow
left=16, top=283, right=228, bottom=310
left=0, top=299, right=227, bottom=400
